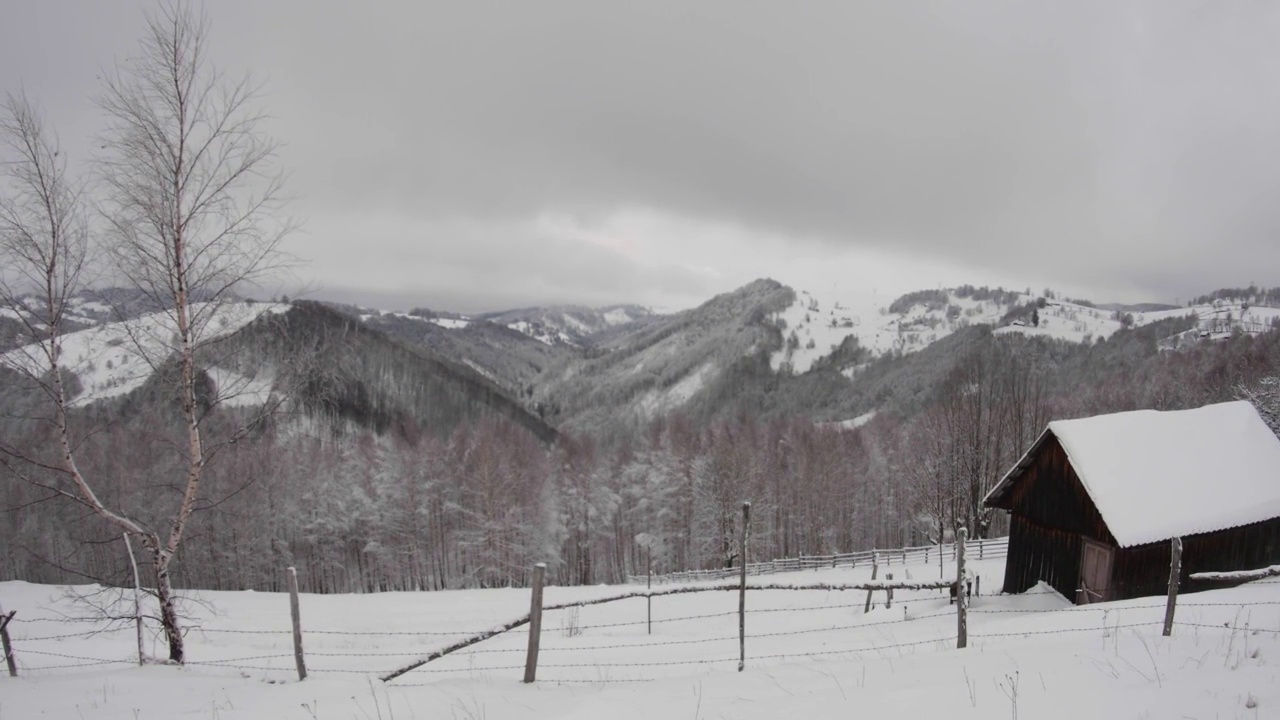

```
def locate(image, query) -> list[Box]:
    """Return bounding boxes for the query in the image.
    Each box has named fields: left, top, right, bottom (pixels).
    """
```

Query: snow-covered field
left=3, top=553, right=1278, bottom=719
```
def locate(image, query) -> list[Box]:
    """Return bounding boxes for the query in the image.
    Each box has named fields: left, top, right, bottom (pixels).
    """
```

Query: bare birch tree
left=0, top=92, right=91, bottom=372
left=0, top=92, right=106, bottom=544
left=0, top=1, right=292, bottom=664
left=89, top=1, right=292, bottom=662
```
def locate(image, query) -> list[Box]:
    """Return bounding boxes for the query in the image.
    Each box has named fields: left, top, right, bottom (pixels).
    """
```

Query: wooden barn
left=983, top=400, right=1280, bottom=604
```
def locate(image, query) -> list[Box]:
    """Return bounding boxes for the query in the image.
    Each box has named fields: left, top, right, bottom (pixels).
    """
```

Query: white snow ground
left=3, top=552, right=1278, bottom=719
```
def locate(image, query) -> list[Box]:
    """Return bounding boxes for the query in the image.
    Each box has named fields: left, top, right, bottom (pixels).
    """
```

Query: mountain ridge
left=6, top=280, right=1279, bottom=439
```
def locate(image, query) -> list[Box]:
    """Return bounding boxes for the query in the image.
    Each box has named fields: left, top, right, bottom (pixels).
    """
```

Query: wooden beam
left=1190, top=564, right=1280, bottom=583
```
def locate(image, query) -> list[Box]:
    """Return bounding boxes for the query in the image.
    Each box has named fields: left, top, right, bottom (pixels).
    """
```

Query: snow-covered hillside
left=360, top=309, right=573, bottom=347
left=770, top=285, right=1280, bottom=375
left=505, top=319, right=576, bottom=346
left=1, top=294, right=125, bottom=329
left=771, top=287, right=1033, bottom=374
left=3, top=554, right=1278, bottom=719
left=1, top=302, right=287, bottom=405
left=997, top=299, right=1280, bottom=347
left=1155, top=301, right=1280, bottom=349
left=352, top=304, right=657, bottom=347
left=480, top=304, right=658, bottom=346
left=359, top=309, right=474, bottom=331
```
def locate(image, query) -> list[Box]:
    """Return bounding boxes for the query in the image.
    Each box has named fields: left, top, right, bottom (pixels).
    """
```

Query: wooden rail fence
left=629, top=536, right=1008, bottom=585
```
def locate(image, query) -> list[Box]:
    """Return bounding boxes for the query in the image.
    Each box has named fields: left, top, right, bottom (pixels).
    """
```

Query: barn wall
left=1111, top=544, right=1172, bottom=600
left=1115, top=516, right=1280, bottom=599
left=1000, top=435, right=1116, bottom=600
left=1006, top=515, right=1082, bottom=598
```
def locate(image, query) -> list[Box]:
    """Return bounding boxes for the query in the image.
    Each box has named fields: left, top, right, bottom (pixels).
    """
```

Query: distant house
left=983, top=401, right=1280, bottom=604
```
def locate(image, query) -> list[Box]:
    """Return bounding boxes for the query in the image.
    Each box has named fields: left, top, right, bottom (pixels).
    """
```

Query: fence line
left=377, top=615, right=1277, bottom=684
left=10, top=594, right=1274, bottom=681
left=11, top=543, right=1280, bottom=685
left=631, top=536, right=1008, bottom=585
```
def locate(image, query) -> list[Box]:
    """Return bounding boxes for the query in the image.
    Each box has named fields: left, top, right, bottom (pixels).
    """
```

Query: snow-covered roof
left=984, top=401, right=1280, bottom=548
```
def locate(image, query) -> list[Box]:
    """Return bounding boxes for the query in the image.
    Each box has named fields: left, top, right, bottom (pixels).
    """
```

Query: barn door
left=1078, top=538, right=1114, bottom=604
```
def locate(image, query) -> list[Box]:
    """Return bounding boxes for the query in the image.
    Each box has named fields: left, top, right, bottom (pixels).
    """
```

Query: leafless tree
left=1236, top=376, right=1280, bottom=437
left=0, top=2, right=293, bottom=664
left=90, top=1, right=293, bottom=662
left=905, top=407, right=962, bottom=550
left=0, top=91, right=91, bottom=378
left=0, top=91, right=106, bottom=570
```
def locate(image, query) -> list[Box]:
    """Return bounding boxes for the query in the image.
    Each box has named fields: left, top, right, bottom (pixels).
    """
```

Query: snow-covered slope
left=479, top=304, right=658, bottom=346
left=0, top=302, right=287, bottom=405
left=346, top=305, right=583, bottom=401
left=2, top=288, right=189, bottom=334
left=358, top=309, right=473, bottom=331
left=770, top=287, right=1030, bottom=374
left=769, top=285, right=1277, bottom=376
left=535, top=279, right=792, bottom=428
left=4, top=294, right=116, bottom=329
left=3, top=557, right=1278, bottom=719
left=1155, top=301, right=1280, bottom=349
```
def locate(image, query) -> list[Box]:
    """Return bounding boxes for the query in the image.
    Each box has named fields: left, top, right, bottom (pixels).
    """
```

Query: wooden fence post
left=738, top=502, right=751, bottom=672
left=287, top=567, right=307, bottom=681
left=957, top=527, right=968, bottom=649
left=0, top=605, right=16, bottom=677
left=524, top=563, right=546, bottom=683
left=1163, top=537, right=1182, bottom=637
left=886, top=573, right=894, bottom=609
left=865, top=553, right=880, bottom=613
left=123, top=533, right=145, bottom=666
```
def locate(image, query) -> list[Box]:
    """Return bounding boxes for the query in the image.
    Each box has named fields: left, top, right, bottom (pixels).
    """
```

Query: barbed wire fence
left=7, top=599, right=1276, bottom=682
left=3, top=533, right=1277, bottom=684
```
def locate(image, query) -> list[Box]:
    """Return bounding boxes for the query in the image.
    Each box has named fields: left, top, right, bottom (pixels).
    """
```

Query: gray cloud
left=285, top=212, right=723, bottom=312
left=4, top=1, right=1280, bottom=309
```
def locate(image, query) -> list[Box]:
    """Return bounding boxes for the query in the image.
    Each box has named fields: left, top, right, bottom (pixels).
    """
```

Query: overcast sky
left=4, top=1, right=1280, bottom=312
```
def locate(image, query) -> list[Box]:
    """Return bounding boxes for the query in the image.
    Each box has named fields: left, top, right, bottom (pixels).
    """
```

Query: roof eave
left=982, top=426, right=1054, bottom=509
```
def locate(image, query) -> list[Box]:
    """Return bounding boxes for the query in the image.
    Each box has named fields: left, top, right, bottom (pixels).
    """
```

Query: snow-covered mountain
left=11, top=282, right=1278, bottom=435
left=1, top=301, right=288, bottom=405
left=343, top=305, right=584, bottom=403
left=1, top=298, right=563, bottom=443
left=476, top=304, right=659, bottom=347
left=322, top=280, right=1280, bottom=432
left=527, top=279, right=793, bottom=429
left=768, top=285, right=1280, bottom=377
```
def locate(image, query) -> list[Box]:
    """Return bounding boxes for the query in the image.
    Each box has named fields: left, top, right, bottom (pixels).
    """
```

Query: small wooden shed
left=984, top=401, right=1280, bottom=603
